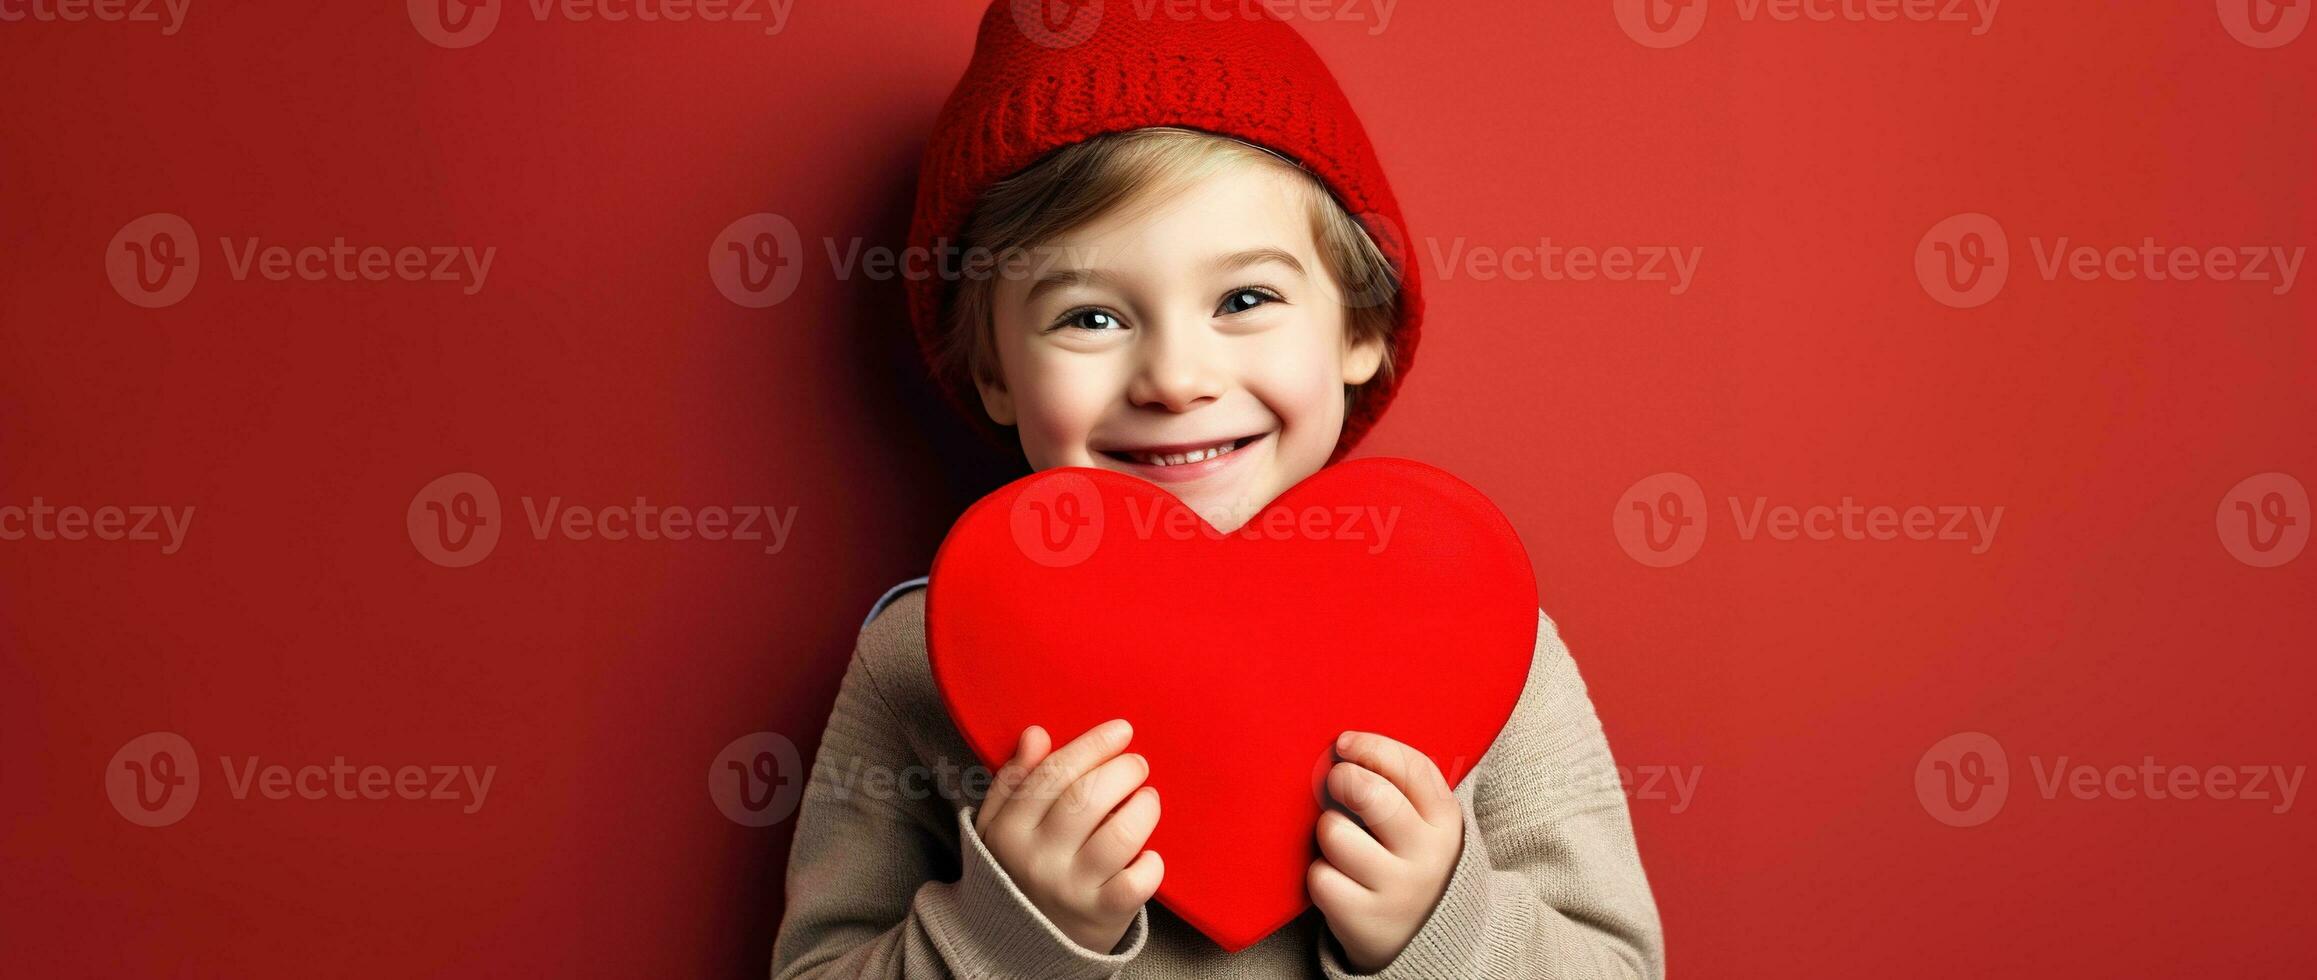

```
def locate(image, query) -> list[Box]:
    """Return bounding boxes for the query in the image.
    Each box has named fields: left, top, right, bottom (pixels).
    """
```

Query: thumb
left=977, top=725, right=1050, bottom=834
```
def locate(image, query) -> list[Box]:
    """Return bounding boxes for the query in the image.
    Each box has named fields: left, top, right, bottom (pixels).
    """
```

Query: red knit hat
left=907, top=0, right=1422, bottom=457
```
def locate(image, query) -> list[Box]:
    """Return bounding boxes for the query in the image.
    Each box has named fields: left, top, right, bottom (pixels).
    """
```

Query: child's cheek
left=1242, top=328, right=1349, bottom=432
left=1013, top=353, right=1124, bottom=468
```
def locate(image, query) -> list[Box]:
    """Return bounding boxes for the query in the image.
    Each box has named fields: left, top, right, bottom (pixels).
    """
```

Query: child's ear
left=974, top=373, right=1017, bottom=427
left=1340, top=330, right=1387, bottom=387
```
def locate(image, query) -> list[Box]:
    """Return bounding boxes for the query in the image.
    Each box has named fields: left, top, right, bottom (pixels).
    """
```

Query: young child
left=771, top=4, right=1663, bottom=977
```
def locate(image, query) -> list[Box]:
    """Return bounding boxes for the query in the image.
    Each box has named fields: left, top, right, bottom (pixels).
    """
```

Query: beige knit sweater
left=770, top=584, right=1665, bottom=979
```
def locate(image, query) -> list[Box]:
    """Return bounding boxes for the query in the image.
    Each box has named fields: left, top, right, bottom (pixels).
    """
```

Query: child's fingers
left=1327, top=760, right=1425, bottom=854
left=1040, top=750, right=1149, bottom=848
left=1096, top=848, right=1164, bottom=919
left=1076, top=784, right=1159, bottom=877
left=1305, top=857, right=1370, bottom=914
left=1000, top=718, right=1133, bottom=833
left=975, top=725, right=1049, bottom=836
left=1334, top=730, right=1460, bottom=828
left=1313, top=806, right=1393, bottom=888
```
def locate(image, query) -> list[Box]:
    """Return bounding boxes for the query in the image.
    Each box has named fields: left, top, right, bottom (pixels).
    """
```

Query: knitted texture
left=770, top=588, right=1666, bottom=979
left=907, top=0, right=1425, bottom=456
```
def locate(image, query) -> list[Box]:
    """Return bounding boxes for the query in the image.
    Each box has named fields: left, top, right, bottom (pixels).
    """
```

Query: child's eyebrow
left=1022, top=248, right=1307, bottom=305
left=1024, top=266, right=1125, bottom=306
left=1209, top=247, right=1306, bottom=277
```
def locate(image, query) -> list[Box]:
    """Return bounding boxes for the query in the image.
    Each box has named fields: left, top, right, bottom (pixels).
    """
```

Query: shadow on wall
left=834, top=139, right=1031, bottom=538
left=737, top=129, right=1031, bottom=980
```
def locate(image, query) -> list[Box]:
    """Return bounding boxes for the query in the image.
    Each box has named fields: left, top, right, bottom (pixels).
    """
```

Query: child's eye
left=1049, top=308, right=1126, bottom=333
left=1217, top=287, right=1283, bottom=316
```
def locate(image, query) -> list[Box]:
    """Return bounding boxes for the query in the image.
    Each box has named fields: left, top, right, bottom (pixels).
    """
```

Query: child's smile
left=977, top=160, right=1386, bottom=532
left=1094, top=433, right=1267, bottom=482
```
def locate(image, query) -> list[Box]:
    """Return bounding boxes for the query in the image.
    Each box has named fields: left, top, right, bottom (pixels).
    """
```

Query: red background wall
left=4, top=1, right=2311, bottom=975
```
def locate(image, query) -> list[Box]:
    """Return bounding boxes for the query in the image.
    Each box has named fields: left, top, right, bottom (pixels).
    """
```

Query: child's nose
left=1126, top=325, right=1227, bottom=413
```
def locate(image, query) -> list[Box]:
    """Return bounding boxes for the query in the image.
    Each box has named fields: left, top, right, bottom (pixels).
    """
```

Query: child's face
left=977, top=162, right=1387, bottom=533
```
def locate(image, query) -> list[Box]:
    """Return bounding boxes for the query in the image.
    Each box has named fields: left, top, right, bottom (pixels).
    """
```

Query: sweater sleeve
left=770, top=618, right=1151, bottom=980
left=1316, top=612, right=1666, bottom=980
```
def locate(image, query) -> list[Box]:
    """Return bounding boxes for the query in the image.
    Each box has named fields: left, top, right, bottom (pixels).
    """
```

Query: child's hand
left=973, top=719, right=1164, bottom=955
left=1309, top=730, right=1465, bottom=974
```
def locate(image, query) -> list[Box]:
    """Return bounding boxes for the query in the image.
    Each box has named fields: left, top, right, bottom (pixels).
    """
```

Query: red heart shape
left=928, top=458, right=1537, bottom=951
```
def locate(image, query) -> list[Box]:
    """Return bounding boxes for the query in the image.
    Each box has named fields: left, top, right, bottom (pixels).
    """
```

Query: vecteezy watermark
left=819, top=754, right=996, bottom=808
left=1612, top=472, right=1708, bottom=567
left=2219, top=0, right=2308, bottom=48
left=216, top=757, right=495, bottom=814
left=105, top=732, right=497, bottom=826
left=1725, top=496, right=2001, bottom=552
left=1128, top=0, right=1398, bottom=34
left=2217, top=472, right=2307, bottom=568
left=1613, top=472, right=2002, bottom=567
left=1010, top=472, right=1106, bottom=568
left=1422, top=236, right=1703, bottom=296
left=407, top=472, right=502, bottom=568
left=0, top=0, right=191, bottom=34
left=1565, top=762, right=1703, bottom=814
left=1915, top=212, right=2304, bottom=309
left=1122, top=498, right=1401, bottom=555
left=106, top=732, right=201, bottom=827
left=709, top=732, right=805, bottom=827
left=1303, top=735, right=1707, bottom=817
left=709, top=211, right=1099, bottom=309
left=709, top=213, right=804, bottom=309
left=1010, top=0, right=1398, bottom=46
left=1616, top=0, right=1999, bottom=48
left=407, top=471, right=798, bottom=568
left=1916, top=731, right=2304, bottom=828
left=1005, top=471, right=1401, bottom=566
left=106, top=213, right=496, bottom=308
left=0, top=498, right=194, bottom=554
left=408, top=0, right=795, bottom=49
left=1011, top=0, right=1104, bottom=48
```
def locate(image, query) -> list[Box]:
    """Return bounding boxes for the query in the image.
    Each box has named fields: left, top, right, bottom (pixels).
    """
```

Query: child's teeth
left=1135, top=440, right=1236, bottom=466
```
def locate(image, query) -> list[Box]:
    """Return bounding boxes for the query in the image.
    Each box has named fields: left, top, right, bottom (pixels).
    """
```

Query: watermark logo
left=107, top=733, right=493, bottom=824
left=409, top=472, right=503, bottom=569
left=1305, top=737, right=1705, bottom=815
left=1011, top=472, right=1105, bottom=568
left=1125, top=0, right=1399, bottom=34
left=107, top=213, right=201, bottom=309
left=106, top=732, right=202, bottom=828
left=2219, top=0, right=2308, bottom=48
left=408, top=0, right=500, bottom=48
left=1, top=499, right=195, bottom=554
left=1124, top=498, right=1402, bottom=555
left=709, top=732, right=804, bottom=827
left=1424, top=235, right=1704, bottom=295
left=1915, top=212, right=2008, bottom=309
left=1616, top=473, right=2005, bottom=566
left=826, top=756, right=992, bottom=805
left=219, top=758, right=495, bottom=813
left=408, top=471, right=798, bottom=568
left=1012, top=0, right=1105, bottom=47
left=107, top=214, right=497, bottom=306
left=1614, top=472, right=1709, bottom=567
left=716, top=217, right=1095, bottom=309
left=1618, top=0, right=1997, bottom=47
left=710, top=212, right=804, bottom=309
left=1919, top=211, right=2304, bottom=305
left=411, top=0, right=793, bottom=48
left=1915, top=731, right=2008, bottom=827
left=1918, top=731, right=2304, bottom=826
left=0, top=0, right=191, bottom=34
left=2217, top=472, right=2307, bottom=568
left=1615, top=0, right=1707, bottom=48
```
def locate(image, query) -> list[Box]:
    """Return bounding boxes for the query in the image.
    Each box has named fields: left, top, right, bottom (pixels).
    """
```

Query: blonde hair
left=936, top=126, right=1401, bottom=418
